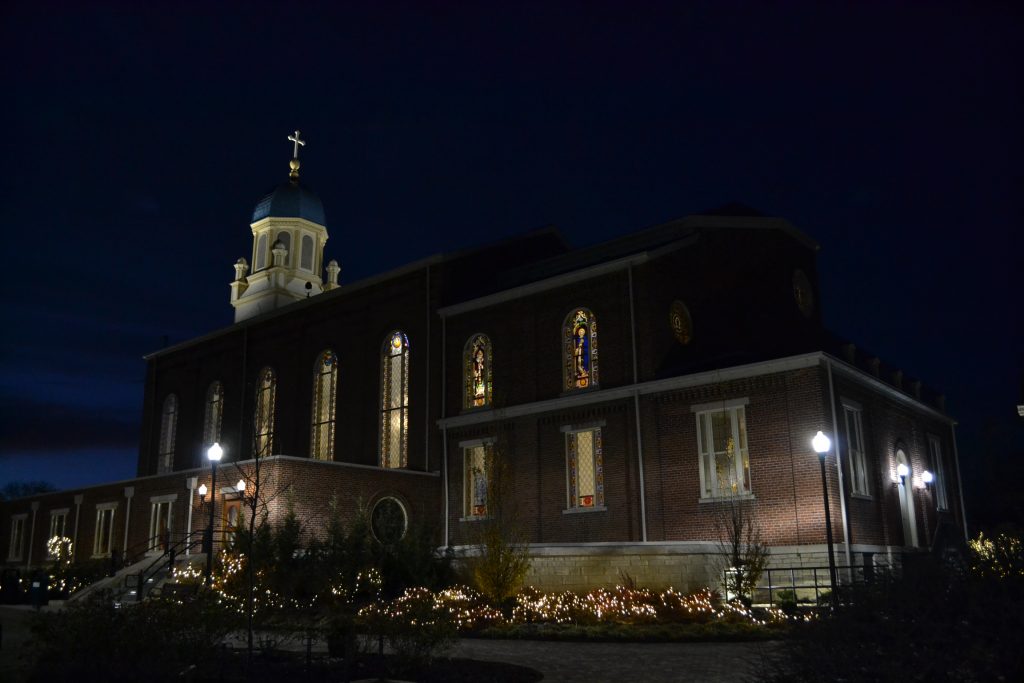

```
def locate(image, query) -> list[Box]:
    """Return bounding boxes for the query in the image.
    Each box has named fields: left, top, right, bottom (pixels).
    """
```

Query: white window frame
left=561, top=421, right=606, bottom=511
left=93, top=503, right=117, bottom=558
left=48, top=508, right=69, bottom=558
left=927, top=434, right=949, bottom=510
left=7, top=514, right=27, bottom=561
left=461, top=438, right=495, bottom=519
left=693, top=399, right=752, bottom=499
left=148, top=494, right=177, bottom=553
left=842, top=399, right=870, bottom=497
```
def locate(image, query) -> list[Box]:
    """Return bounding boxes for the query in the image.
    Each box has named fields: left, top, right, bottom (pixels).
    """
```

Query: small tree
left=716, top=498, right=769, bottom=604
left=467, top=440, right=531, bottom=604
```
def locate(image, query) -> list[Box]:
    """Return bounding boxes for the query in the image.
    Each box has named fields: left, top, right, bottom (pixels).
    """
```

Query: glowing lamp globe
left=922, top=470, right=934, bottom=484
left=207, top=442, right=223, bottom=462
left=896, top=463, right=910, bottom=478
left=812, top=431, right=831, bottom=455
left=198, top=484, right=208, bottom=497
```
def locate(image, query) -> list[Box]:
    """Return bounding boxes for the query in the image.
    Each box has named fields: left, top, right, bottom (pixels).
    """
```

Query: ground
left=0, top=604, right=776, bottom=682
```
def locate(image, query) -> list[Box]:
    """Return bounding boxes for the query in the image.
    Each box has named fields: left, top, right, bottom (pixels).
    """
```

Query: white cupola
left=230, top=131, right=334, bottom=322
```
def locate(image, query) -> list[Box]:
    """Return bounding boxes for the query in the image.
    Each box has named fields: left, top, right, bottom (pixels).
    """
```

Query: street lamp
left=204, top=442, right=223, bottom=586
left=812, top=430, right=839, bottom=608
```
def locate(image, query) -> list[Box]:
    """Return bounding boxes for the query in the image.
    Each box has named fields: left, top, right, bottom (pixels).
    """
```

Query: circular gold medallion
left=669, top=300, right=693, bottom=345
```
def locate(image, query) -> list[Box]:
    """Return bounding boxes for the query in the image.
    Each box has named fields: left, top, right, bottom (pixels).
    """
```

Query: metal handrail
left=131, top=532, right=204, bottom=601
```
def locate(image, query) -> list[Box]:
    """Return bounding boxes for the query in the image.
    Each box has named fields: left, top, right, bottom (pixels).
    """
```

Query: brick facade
left=1, top=212, right=966, bottom=592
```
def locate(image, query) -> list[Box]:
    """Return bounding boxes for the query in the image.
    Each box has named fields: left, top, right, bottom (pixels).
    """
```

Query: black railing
left=726, top=562, right=893, bottom=608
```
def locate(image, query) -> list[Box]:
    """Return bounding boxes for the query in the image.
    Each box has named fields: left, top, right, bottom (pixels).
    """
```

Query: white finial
left=288, top=130, right=306, bottom=159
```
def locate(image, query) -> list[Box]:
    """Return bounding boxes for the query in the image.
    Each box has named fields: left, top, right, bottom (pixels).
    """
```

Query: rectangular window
left=7, top=515, right=27, bottom=561
left=148, top=500, right=173, bottom=553
left=463, top=444, right=491, bottom=518
left=927, top=435, right=949, bottom=510
left=48, top=509, right=69, bottom=558
left=695, top=403, right=750, bottom=498
left=566, top=428, right=604, bottom=509
left=843, top=402, right=870, bottom=495
left=93, top=505, right=116, bottom=558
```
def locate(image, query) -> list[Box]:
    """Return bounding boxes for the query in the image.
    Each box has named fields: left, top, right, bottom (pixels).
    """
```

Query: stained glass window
left=157, top=394, right=178, bottom=474
left=564, top=308, right=598, bottom=391
left=254, top=367, right=276, bottom=458
left=566, top=429, right=604, bottom=509
left=464, top=334, right=492, bottom=409
left=695, top=405, right=750, bottom=498
left=380, top=331, right=409, bottom=468
left=464, top=444, right=491, bottom=517
left=311, top=350, right=338, bottom=461
left=203, top=381, right=224, bottom=449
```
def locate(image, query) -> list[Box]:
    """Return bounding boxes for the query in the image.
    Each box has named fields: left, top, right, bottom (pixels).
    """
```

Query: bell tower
left=230, top=131, right=333, bottom=322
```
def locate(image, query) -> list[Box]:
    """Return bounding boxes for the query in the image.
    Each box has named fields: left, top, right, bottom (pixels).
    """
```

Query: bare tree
left=716, top=498, right=770, bottom=604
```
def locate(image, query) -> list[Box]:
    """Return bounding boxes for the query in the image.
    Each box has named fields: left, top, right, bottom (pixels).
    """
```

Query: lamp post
left=204, top=442, right=223, bottom=586
left=812, top=430, right=839, bottom=608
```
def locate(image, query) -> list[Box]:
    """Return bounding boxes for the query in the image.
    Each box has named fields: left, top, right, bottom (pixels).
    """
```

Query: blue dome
left=251, top=182, right=325, bottom=225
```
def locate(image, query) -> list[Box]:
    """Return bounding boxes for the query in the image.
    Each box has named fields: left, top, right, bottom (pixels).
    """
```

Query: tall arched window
left=311, top=350, right=338, bottom=460
left=563, top=308, right=598, bottom=390
left=203, top=381, right=224, bottom=448
left=277, top=232, right=291, bottom=266
left=380, top=331, right=409, bottom=468
left=254, top=233, right=268, bottom=271
left=300, top=234, right=314, bottom=271
left=254, top=367, right=276, bottom=458
left=464, top=334, right=492, bottom=409
left=157, top=394, right=178, bottom=474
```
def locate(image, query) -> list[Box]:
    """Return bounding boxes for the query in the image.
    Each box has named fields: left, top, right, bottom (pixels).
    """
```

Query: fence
left=727, top=560, right=894, bottom=608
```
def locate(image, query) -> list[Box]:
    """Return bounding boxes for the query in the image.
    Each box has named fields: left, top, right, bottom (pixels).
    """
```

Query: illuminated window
left=48, top=509, right=68, bottom=557
left=927, top=435, right=949, bottom=510
left=148, top=496, right=174, bottom=553
left=565, top=428, right=604, bottom=509
left=380, top=331, right=409, bottom=468
left=311, top=350, right=338, bottom=460
left=563, top=308, right=598, bottom=391
left=254, top=233, right=268, bottom=271
left=157, top=394, right=178, bottom=474
left=463, top=443, right=491, bottom=517
left=695, top=402, right=750, bottom=498
left=300, top=234, right=314, bottom=271
left=93, top=504, right=116, bottom=558
left=254, top=367, right=276, bottom=458
left=842, top=401, right=870, bottom=495
left=464, top=334, right=492, bottom=409
left=203, top=381, right=224, bottom=449
left=7, top=514, right=26, bottom=561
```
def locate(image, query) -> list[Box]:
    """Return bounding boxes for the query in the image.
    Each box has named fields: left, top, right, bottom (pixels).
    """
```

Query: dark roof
left=251, top=181, right=325, bottom=225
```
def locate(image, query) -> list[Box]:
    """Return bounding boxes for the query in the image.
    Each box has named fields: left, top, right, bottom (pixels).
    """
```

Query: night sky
left=1, top=2, right=1020, bottom=527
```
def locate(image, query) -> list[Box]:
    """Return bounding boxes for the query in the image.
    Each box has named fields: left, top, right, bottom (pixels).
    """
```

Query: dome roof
left=251, top=182, right=325, bottom=225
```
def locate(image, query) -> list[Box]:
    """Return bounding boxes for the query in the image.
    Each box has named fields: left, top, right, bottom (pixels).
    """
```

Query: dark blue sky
left=1, top=2, right=1020, bottom=524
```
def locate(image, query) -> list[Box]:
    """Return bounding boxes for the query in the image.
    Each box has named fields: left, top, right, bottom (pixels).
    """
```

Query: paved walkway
left=453, top=638, right=780, bottom=682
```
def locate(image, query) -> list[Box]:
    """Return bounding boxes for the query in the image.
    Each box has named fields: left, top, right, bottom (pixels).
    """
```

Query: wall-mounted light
left=896, top=462, right=909, bottom=485
left=236, top=479, right=246, bottom=492
left=921, top=470, right=934, bottom=486
left=198, top=484, right=208, bottom=500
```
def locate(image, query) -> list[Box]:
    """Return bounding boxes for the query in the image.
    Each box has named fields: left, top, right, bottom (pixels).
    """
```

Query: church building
left=2, top=134, right=968, bottom=592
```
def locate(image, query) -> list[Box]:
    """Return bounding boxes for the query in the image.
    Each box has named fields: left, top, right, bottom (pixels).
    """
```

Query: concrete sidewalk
left=452, top=638, right=779, bottom=682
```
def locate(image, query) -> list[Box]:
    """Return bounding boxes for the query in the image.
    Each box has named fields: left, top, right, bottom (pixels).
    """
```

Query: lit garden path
left=452, top=638, right=781, bottom=682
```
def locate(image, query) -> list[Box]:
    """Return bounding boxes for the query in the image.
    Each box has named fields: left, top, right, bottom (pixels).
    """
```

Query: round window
left=370, top=496, right=408, bottom=544
left=792, top=269, right=814, bottom=318
left=669, top=300, right=693, bottom=345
